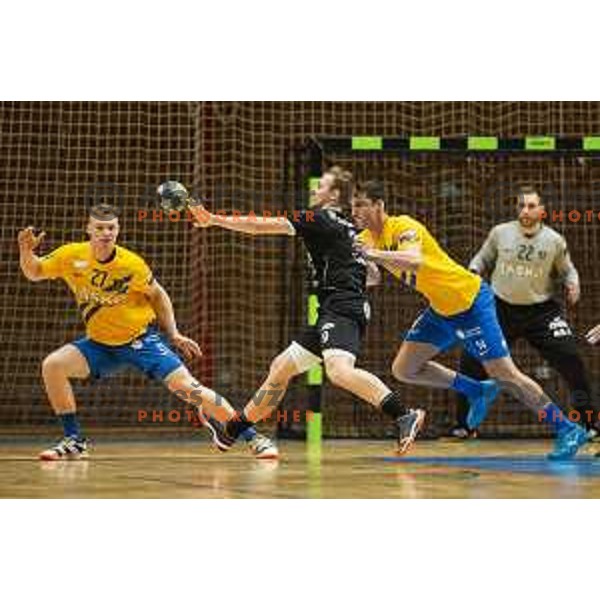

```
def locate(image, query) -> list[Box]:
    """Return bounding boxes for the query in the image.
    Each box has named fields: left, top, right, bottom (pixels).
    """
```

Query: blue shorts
left=71, top=327, right=184, bottom=381
left=404, top=282, right=510, bottom=361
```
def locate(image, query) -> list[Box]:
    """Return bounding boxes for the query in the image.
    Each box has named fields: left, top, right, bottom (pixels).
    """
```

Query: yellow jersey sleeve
left=375, top=215, right=481, bottom=316
left=39, top=244, right=75, bottom=279
left=128, top=255, right=154, bottom=294
left=387, top=216, right=424, bottom=250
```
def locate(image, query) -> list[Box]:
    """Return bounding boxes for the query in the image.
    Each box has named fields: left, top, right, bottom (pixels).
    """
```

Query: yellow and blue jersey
left=39, top=242, right=156, bottom=345
left=358, top=215, right=481, bottom=316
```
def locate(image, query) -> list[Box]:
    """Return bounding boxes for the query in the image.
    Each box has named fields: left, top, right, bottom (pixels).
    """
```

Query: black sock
left=225, top=412, right=254, bottom=439
left=380, top=392, right=408, bottom=419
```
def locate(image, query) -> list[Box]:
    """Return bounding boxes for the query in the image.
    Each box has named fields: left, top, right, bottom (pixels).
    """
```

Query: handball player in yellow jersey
left=352, top=181, right=589, bottom=459
left=18, top=204, right=277, bottom=460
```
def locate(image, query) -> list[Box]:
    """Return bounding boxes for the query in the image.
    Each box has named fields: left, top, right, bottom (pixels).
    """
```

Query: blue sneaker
left=466, top=380, right=500, bottom=430
left=548, top=425, right=589, bottom=460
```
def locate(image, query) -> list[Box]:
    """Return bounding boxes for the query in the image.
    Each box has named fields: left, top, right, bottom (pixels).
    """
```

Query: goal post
left=294, top=134, right=600, bottom=440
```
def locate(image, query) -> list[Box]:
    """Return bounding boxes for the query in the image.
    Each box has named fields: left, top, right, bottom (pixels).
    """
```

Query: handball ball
left=157, top=181, right=190, bottom=212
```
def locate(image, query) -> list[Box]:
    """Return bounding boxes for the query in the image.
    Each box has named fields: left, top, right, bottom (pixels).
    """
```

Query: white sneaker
left=39, top=436, right=89, bottom=461
left=247, top=434, right=279, bottom=459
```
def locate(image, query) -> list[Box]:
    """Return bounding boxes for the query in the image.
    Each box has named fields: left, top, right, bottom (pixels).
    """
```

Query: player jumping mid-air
left=18, top=203, right=277, bottom=460
left=351, top=180, right=589, bottom=460
left=189, top=167, right=425, bottom=455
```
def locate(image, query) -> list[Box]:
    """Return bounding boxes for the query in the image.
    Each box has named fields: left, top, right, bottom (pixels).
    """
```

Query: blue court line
left=381, top=455, right=600, bottom=478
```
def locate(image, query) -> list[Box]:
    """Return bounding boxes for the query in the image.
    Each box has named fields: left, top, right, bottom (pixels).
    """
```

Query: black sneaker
left=396, top=409, right=426, bottom=455
left=39, top=436, right=89, bottom=461
left=195, top=408, right=236, bottom=452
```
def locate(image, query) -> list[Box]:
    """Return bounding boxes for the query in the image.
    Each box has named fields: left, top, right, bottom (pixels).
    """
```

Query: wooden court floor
left=1, top=438, right=600, bottom=498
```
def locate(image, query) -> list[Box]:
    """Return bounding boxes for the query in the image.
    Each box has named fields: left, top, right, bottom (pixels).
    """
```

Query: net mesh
left=312, top=152, right=600, bottom=436
left=1, top=101, right=600, bottom=437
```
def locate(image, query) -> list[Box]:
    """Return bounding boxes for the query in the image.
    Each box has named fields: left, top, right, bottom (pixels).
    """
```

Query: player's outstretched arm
left=18, top=227, right=46, bottom=281
left=190, top=205, right=294, bottom=236
left=146, top=280, right=202, bottom=360
left=363, top=245, right=422, bottom=271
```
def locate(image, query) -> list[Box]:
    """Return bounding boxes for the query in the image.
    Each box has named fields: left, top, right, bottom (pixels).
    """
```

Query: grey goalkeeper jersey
left=469, top=221, right=579, bottom=305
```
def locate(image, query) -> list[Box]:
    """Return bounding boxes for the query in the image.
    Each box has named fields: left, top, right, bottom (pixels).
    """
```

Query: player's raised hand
left=586, top=324, right=600, bottom=345
left=18, top=227, right=45, bottom=252
left=170, top=332, right=203, bottom=360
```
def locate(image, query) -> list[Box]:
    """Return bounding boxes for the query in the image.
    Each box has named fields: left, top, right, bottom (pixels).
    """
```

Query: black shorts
left=293, top=310, right=366, bottom=359
left=495, top=296, right=578, bottom=353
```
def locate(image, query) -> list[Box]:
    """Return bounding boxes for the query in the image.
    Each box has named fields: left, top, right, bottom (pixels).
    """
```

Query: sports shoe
left=396, top=409, right=426, bottom=455
left=247, top=433, right=279, bottom=459
left=449, top=426, right=479, bottom=440
left=196, top=408, right=278, bottom=458
left=548, top=425, right=589, bottom=460
left=39, top=436, right=89, bottom=461
left=195, top=408, right=236, bottom=452
left=590, top=429, right=600, bottom=457
left=466, top=380, right=500, bottom=430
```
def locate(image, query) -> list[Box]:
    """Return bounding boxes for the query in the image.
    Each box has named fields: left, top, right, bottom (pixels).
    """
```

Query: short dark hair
left=356, top=180, right=384, bottom=202
left=518, top=185, right=541, bottom=199
left=89, top=203, right=120, bottom=221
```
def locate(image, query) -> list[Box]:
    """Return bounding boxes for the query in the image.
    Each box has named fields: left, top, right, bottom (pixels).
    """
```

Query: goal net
left=295, top=143, right=600, bottom=437
left=1, top=101, right=599, bottom=439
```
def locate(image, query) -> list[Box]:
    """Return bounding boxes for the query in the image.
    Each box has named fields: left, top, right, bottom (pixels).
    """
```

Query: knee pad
left=278, top=342, right=322, bottom=375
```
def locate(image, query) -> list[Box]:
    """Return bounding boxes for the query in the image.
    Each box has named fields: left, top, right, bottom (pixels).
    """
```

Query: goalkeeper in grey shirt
left=452, top=186, right=599, bottom=438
